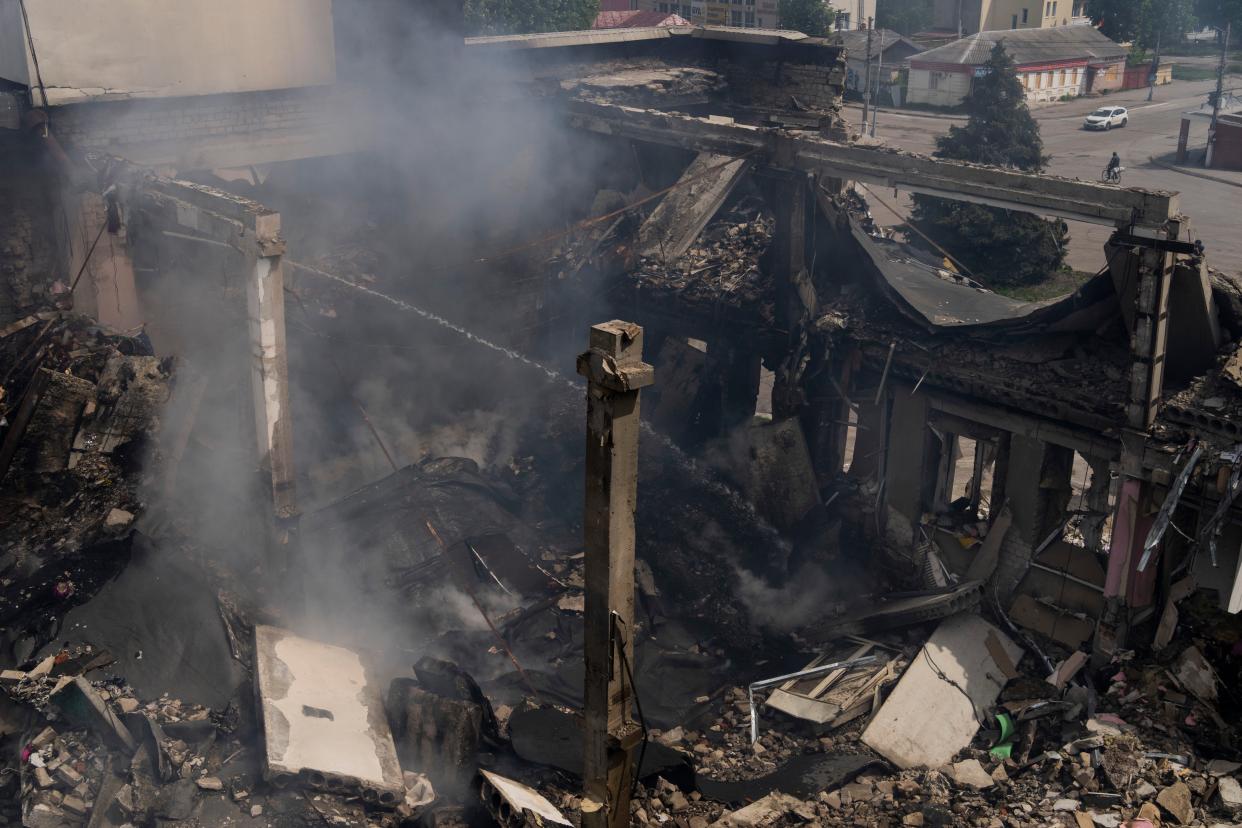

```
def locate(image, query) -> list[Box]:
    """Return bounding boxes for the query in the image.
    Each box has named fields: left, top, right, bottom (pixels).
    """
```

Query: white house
left=907, top=25, right=1126, bottom=108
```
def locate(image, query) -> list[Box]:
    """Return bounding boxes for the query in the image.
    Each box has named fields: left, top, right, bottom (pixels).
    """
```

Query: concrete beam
left=566, top=101, right=1180, bottom=228
left=925, top=392, right=1119, bottom=463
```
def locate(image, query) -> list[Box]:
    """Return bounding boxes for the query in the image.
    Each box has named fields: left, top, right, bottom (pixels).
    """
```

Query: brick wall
left=719, top=58, right=846, bottom=112
left=47, top=86, right=361, bottom=171
left=0, top=138, right=59, bottom=325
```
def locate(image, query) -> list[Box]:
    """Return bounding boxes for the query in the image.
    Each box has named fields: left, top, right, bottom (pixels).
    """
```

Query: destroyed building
left=3, top=2, right=1242, bottom=827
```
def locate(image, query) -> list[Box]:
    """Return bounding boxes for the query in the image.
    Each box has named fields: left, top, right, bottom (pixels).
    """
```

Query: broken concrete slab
left=711, top=792, right=807, bottom=827
left=253, top=625, right=403, bottom=806
left=638, top=152, right=749, bottom=262
left=1174, top=645, right=1219, bottom=702
left=861, top=614, right=1022, bottom=769
left=950, top=759, right=994, bottom=789
left=805, top=581, right=983, bottom=643
left=387, top=678, right=482, bottom=795
left=477, top=769, right=570, bottom=827
left=1007, top=593, right=1095, bottom=649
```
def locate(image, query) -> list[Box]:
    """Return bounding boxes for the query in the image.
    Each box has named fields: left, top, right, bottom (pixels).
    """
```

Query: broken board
left=861, top=614, right=1022, bottom=769
left=254, top=625, right=404, bottom=804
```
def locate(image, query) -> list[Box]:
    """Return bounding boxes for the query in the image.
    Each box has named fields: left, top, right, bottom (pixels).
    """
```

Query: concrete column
left=244, top=212, right=298, bottom=560
left=993, top=435, right=1074, bottom=600
left=768, top=172, right=814, bottom=422
left=883, top=387, right=932, bottom=547
left=577, top=320, right=654, bottom=828
left=1097, top=474, right=1157, bottom=660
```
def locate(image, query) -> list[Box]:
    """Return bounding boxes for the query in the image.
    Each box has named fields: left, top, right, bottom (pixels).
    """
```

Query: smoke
left=732, top=562, right=845, bottom=632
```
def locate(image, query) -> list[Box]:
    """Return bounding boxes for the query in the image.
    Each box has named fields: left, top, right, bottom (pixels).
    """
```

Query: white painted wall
left=0, top=0, right=336, bottom=106
left=907, top=68, right=971, bottom=107
left=1020, top=67, right=1086, bottom=102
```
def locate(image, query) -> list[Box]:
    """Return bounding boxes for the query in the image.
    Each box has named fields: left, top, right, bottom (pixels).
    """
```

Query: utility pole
left=871, top=27, right=885, bottom=137
left=578, top=320, right=653, bottom=828
left=1147, top=30, right=1161, bottom=102
left=1207, top=22, right=1231, bottom=169
left=861, top=18, right=874, bottom=131
left=956, top=0, right=963, bottom=38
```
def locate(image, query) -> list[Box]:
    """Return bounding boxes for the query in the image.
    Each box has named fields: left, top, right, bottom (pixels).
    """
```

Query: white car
left=1084, top=106, right=1129, bottom=130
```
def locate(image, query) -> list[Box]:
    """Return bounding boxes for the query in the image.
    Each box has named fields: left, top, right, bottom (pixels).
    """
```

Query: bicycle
left=1101, top=165, right=1123, bottom=184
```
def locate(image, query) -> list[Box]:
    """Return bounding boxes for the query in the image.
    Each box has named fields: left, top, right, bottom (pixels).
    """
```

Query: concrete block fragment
left=862, top=615, right=1022, bottom=769
left=254, top=625, right=403, bottom=807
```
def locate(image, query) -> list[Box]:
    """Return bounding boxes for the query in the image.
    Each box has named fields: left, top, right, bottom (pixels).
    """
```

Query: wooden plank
left=806, top=644, right=872, bottom=698
left=831, top=660, right=894, bottom=713
left=765, top=689, right=841, bottom=724
left=779, top=654, right=826, bottom=692
left=861, top=615, right=1022, bottom=769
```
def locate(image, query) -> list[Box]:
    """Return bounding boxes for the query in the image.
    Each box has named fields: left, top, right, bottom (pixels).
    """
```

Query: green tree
left=1196, top=0, right=1242, bottom=37
left=1086, top=0, right=1143, bottom=41
left=1088, top=0, right=1196, bottom=48
left=876, top=0, right=935, bottom=35
left=910, top=42, right=1067, bottom=288
left=464, top=0, right=599, bottom=35
left=778, top=0, right=834, bottom=35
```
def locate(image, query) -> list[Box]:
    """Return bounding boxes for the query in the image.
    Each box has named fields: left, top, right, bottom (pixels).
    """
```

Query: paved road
left=842, top=76, right=1242, bottom=275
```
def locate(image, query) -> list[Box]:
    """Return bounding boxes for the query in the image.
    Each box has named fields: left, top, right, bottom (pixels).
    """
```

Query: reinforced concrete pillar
left=577, top=320, right=654, bottom=828
left=244, top=211, right=298, bottom=566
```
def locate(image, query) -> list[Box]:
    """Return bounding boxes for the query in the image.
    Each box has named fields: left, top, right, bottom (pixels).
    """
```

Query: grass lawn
left=992, top=269, right=1095, bottom=302
left=1173, top=64, right=1222, bottom=81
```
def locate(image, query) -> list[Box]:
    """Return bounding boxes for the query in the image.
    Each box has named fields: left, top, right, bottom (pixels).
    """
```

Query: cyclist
left=1106, top=152, right=1121, bottom=182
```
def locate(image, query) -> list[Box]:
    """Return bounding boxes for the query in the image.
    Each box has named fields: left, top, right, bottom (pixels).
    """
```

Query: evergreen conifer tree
left=911, top=42, right=1068, bottom=288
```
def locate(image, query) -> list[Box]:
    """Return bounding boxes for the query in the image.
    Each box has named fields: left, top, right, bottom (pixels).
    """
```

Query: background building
left=907, top=25, right=1125, bottom=107
left=930, top=0, right=1090, bottom=37
left=836, top=28, right=923, bottom=104
left=834, top=0, right=877, bottom=30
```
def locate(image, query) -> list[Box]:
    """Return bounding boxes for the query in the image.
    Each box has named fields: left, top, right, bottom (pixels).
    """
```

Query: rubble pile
left=0, top=312, right=169, bottom=663
left=629, top=199, right=775, bottom=326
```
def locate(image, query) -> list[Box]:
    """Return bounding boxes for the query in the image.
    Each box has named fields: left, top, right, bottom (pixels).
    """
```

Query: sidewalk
left=1148, top=153, right=1242, bottom=190
left=841, top=78, right=1231, bottom=124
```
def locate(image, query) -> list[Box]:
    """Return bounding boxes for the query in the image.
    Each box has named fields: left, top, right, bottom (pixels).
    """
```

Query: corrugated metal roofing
left=912, top=25, right=1126, bottom=67
left=835, top=28, right=922, bottom=59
